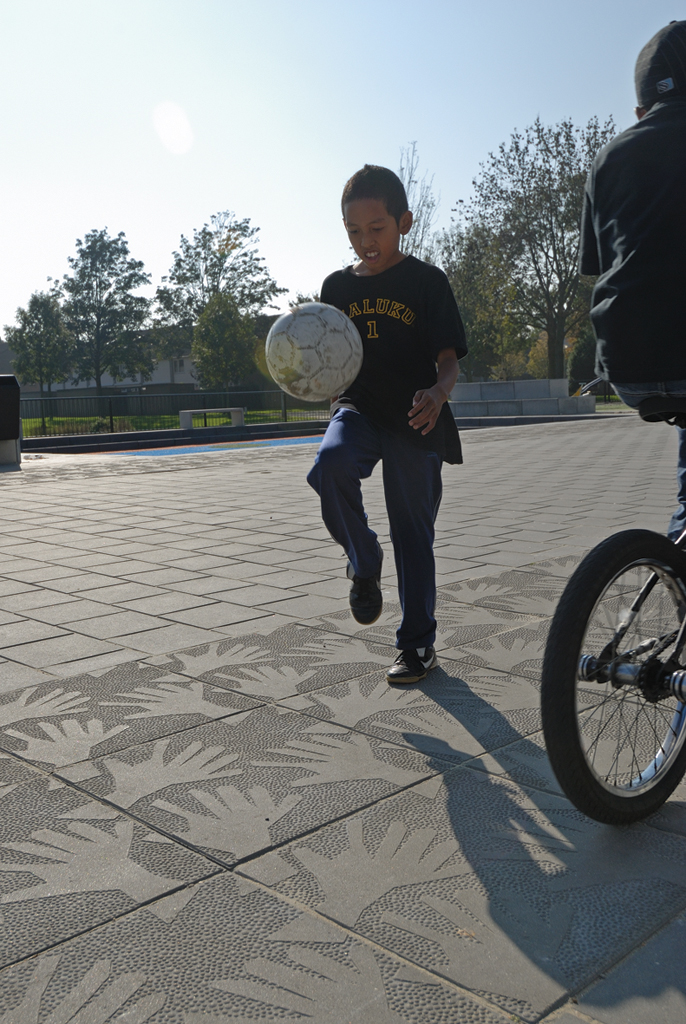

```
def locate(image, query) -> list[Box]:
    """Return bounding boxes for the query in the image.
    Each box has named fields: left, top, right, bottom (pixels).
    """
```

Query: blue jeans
left=612, top=381, right=686, bottom=541
left=307, top=409, right=442, bottom=650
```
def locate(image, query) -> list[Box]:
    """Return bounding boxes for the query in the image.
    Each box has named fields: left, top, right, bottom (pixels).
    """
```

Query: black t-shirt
left=580, top=99, right=686, bottom=383
left=320, top=256, right=468, bottom=463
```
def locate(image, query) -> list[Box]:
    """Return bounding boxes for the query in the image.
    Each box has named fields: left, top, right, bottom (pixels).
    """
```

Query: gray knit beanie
left=635, top=21, right=686, bottom=108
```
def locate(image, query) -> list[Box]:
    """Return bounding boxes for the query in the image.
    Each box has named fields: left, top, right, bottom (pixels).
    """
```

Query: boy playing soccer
left=307, top=165, right=467, bottom=684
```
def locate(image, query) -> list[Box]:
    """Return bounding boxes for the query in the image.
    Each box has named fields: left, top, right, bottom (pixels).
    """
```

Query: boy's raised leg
left=307, top=409, right=383, bottom=601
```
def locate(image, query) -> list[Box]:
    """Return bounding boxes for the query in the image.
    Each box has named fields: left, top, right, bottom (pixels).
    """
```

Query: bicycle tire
left=541, top=529, right=686, bottom=824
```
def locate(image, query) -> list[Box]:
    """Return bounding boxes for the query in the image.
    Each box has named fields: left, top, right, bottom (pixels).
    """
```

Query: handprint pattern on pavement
left=5, top=719, right=129, bottom=766
left=0, top=954, right=165, bottom=1024
left=94, top=738, right=244, bottom=809
left=255, top=733, right=425, bottom=788
left=0, top=686, right=90, bottom=727
left=290, top=819, right=464, bottom=925
left=153, top=785, right=302, bottom=858
left=99, top=680, right=232, bottom=720
left=0, top=819, right=178, bottom=905
left=203, top=944, right=405, bottom=1024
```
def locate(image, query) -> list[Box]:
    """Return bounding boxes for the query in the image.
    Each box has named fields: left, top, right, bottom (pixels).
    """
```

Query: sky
left=1, top=0, right=685, bottom=330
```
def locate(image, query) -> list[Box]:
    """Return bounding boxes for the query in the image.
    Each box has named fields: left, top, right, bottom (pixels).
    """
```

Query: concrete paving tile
left=201, top=560, right=284, bottom=579
left=0, top=619, right=66, bottom=649
left=63, top=610, right=170, bottom=639
left=158, top=554, right=233, bottom=571
left=55, top=552, right=120, bottom=568
left=108, top=623, right=230, bottom=655
left=467, top=728, right=560, bottom=794
left=306, top=577, right=352, bottom=599
left=269, top=554, right=345, bottom=573
left=271, top=536, right=323, bottom=552
left=250, top=567, right=337, bottom=589
left=641, top=774, right=686, bottom=839
left=22, top=599, right=121, bottom=625
left=0, top=873, right=509, bottom=1024
left=150, top=622, right=400, bottom=703
left=577, top=911, right=686, bottom=1024
left=71, top=581, right=167, bottom=604
left=435, top=544, right=503, bottom=560
left=244, top=766, right=686, bottom=1023
left=280, top=659, right=541, bottom=767
left=0, top=611, right=23, bottom=626
left=261, top=593, right=350, bottom=618
left=435, top=566, right=491, bottom=585
left=2, top=634, right=121, bottom=669
left=0, top=581, right=35, bottom=598
left=189, top=542, right=263, bottom=559
left=0, top=589, right=76, bottom=612
left=0, top=773, right=214, bottom=970
left=528, top=554, right=584, bottom=579
left=442, top=618, right=550, bottom=682
left=121, top=593, right=216, bottom=615
left=0, top=662, right=262, bottom=768
left=3, top=565, right=86, bottom=583
left=442, top=569, right=563, bottom=618
left=68, top=705, right=440, bottom=864
left=44, top=649, right=147, bottom=677
left=541, top=1013, right=605, bottom=1024
left=85, top=559, right=163, bottom=576
left=41, top=572, right=122, bottom=594
left=165, top=575, right=254, bottom=596
left=204, top=583, right=308, bottom=607
left=163, top=603, right=273, bottom=628
left=0, top=661, right=57, bottom=695
left=1, top=542, right=84, bottom=561
left=302, top=596, right=534, bottom=655
left=118, top=568, right=201, bottom=586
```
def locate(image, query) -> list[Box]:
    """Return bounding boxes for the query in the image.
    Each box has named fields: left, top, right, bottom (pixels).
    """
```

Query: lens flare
left=152, top=102, right=194, bottom=155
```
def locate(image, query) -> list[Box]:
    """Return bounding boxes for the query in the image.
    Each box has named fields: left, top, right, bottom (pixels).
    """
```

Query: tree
left=156, top=211, right=285, bottom=333
left=436, top=219, right=527, bottom=381
left=470, top=116, right=615, bottom=378
left=191, top=293, right=257, bottom=390
left=568, top=319, right=597, bottom=386
left=61, top=229, right=152, bottom=394
left=5, top=291, right=73, bottom=395
left=398, top=142, right=439, bottom=260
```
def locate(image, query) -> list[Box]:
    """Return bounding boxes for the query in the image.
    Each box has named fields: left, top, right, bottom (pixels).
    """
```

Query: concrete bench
left=179, top=407, right=245, bottom=430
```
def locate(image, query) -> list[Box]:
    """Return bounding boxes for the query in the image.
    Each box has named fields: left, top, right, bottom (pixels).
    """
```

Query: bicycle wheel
left=541, top=530, right=686, bottom=824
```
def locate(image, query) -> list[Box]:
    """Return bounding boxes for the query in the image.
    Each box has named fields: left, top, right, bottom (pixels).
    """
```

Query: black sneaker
left=347, top=547, right=383, bottom=625
left=386, top=646, right=437, bottom=684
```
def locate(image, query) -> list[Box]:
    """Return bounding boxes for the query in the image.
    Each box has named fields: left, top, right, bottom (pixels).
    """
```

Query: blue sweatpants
left=307, top=409, right=443, bottom=650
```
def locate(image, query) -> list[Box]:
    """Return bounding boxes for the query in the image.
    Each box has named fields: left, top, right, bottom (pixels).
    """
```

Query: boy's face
left=343, top=198, right=413, bottom=275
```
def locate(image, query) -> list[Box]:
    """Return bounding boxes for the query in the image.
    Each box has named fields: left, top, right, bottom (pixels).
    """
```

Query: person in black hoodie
left=580, top=20, right=686, bottom=539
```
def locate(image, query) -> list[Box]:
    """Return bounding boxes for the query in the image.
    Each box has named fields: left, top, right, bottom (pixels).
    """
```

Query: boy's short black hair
left=341, top=164, right=409, bottom=225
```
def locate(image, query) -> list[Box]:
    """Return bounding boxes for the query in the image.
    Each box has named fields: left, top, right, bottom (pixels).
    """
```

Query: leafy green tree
left=436, top=220, right=527, bottom=380
left=61, top=229, right=152, bottom=394
left=5, top=291, right=73, bottom=395
left=470, top=116, right=615, bottom=378
left=191, top=293, right=256, bottom=390
left=156, top=211, right=284, bottom=334
left=568, top=319, right=597, bottom=386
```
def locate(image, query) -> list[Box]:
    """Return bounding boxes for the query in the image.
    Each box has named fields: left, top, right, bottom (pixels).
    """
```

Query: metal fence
left=20, top=390, right=330, bottom=438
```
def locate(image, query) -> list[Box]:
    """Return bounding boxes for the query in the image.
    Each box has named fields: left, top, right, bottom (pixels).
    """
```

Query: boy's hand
left=409, top=384, right=447, bottom=435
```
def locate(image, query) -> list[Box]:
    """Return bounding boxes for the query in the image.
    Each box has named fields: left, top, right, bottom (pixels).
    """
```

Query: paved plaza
left=0, top=415, right=684, bottom=1024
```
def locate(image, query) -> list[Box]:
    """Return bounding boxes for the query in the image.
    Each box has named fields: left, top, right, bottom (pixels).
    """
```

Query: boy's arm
left=409, top=348, right=459, bottom=436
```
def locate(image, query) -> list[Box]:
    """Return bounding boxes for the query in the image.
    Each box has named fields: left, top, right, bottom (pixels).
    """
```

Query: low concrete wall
left=449, top=379, right=594, bottom=417
left=21, top=421, right=330, bottom=455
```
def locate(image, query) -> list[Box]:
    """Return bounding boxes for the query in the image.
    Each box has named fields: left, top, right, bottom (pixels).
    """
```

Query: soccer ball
left=265, top=303, right=363, bottom=402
